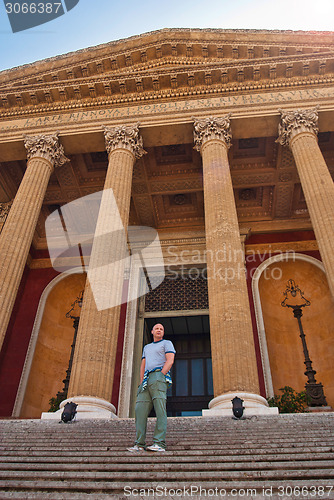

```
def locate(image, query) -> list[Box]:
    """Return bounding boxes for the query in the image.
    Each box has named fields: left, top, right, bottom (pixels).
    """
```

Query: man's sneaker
left=127, top=445, right=145, bottom=452
left=147, top=444, right=166, bottom=452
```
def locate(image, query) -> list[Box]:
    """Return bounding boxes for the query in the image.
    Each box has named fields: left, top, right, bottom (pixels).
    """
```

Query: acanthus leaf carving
left=24, top=133, right=69, bottom=168
left=277, top=107, right=319, bottom=147
left=103, top=123, right=146, bottom=159
left=193, top=115, right=232, bottom=152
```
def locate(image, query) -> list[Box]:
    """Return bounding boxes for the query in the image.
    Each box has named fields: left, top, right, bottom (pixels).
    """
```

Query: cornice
left=2, top=50, right=333, bottom=92
left=0, top=29, right=333, bottom=105
left=1, top=73, right=334, bottom=120
left=1, top=28, right=334, bottom=79
left=1, top=24, right=334, bottom=117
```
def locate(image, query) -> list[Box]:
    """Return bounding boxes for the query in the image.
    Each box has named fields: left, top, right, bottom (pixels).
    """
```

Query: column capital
left=193, top=115, right=232, bottom=152
left=103, top=123, right=146, bottom=159
left=277, top=107, right=319, bottom=147
left=24, top=133, right=69, bottom=168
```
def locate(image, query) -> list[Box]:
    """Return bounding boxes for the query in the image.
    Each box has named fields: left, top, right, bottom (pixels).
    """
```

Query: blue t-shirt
left=142, top=339, right=176, bottom=372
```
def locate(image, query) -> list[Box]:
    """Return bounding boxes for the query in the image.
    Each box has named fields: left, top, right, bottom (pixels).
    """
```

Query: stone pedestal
left=202, top=392, right=278, bottom=416
left=41, top=396, right=117, bottom=420
left=0, top=134, right=68, bottom=353
left=64, top=124, right=145, bottom=418
left=277, top=108, right=334, bottom=299
left=194, top=116, right=271, bottom=415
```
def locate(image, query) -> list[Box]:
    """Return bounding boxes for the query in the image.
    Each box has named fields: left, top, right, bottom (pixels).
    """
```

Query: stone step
left=2, top=442, right=332, bottom=453
left=1, top=467, right=333, bottom=481
left=2, top=442, right=332, bottom=452
left=0, top=479, right=334, bottom=497
left=1, top=452, right=334, bottom=463
left=2, top=448, right=333, bottom=461
left=2, top=429, right=333, bottom=437
left=0, top=415, right=333, bottom=498
left=0, top=459, right=333, bottom=473
left=1, top=445, right=333, bottom=457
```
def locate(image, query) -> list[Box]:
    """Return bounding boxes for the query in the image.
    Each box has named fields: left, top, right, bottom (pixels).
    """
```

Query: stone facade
left=0, top=28, right=334, bottom=419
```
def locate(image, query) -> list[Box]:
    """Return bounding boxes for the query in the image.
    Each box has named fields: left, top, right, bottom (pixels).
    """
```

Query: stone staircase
left=0, top=413, right=334, bottom=499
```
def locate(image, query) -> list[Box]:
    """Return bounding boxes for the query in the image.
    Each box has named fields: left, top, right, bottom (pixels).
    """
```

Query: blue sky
left=0, top=0, right=333, bottom=72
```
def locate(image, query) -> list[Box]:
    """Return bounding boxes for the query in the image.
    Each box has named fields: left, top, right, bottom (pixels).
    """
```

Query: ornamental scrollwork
left=24, top=133, right=69, bottom=168
left=193, top=115, right=232, bottom=152
left=103, top=123, right=146, bottom=159
left=276, top=107, right=319, bottom=147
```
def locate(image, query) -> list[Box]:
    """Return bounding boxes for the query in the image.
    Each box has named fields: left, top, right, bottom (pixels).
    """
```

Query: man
left=127, top=323, right=175, bottom=452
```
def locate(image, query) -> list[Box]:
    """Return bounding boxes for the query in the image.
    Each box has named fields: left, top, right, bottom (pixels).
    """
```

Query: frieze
left=1, top=87, right=334, bottom=138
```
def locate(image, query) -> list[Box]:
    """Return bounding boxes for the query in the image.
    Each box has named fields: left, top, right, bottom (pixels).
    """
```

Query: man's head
left=151, top=323, right=164, bottom=342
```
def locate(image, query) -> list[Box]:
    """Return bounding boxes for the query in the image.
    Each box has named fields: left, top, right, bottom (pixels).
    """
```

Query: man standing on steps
left=127, top=323, right=176, bottom=452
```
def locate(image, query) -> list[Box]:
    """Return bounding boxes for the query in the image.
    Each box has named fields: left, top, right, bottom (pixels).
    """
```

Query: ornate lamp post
left=55, top=290, right=84, bottom=403
left=281, top=279, right=327, bottom=407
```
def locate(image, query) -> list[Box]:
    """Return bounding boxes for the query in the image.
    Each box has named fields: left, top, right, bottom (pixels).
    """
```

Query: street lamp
left=281, top=279, right=327, bottom=407
left=55, top=290, right=84, bottom=402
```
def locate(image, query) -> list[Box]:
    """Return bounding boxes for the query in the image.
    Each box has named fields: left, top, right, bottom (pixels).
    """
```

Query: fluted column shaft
left=194, top=116, right=260, bottom=397
left=68, top=124, right=145, bottom=403
left=278, top=108, right=334, bottom=299
left=0, top=134, right=67, bottom=352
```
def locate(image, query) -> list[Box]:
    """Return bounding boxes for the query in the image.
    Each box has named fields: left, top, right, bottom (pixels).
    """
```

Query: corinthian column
left=0, top=134, right=68, bottom=353
left=194, top=116, right=273, bottom=415
left=277, top=108, right=334, bottom=299
left=62, top=123, right=145, bottom=419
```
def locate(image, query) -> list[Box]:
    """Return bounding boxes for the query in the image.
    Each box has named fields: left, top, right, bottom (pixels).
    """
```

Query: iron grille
left=145, top=272, right=208, bottom=312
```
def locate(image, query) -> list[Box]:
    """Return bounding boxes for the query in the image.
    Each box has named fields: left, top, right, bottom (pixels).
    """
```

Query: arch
left=252, top=253, right=326, bottom=399
left=12, top=268, right=85, bottom=417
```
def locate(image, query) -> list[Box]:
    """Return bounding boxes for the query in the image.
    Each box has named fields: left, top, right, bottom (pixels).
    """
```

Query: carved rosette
left=24, top=133, right=69, bottom=168
left=193, top=115, right=232, bottom=152
left=103, top=123, right=146, bottom=159
left=277, top=108, right=319, bottom=147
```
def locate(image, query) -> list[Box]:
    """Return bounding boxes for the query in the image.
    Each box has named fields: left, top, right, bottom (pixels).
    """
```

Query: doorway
left=144, top=315, right=213, bottom=416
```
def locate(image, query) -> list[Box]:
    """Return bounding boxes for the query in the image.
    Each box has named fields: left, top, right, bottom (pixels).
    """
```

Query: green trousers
left=135, top=371, right=168, bottom=449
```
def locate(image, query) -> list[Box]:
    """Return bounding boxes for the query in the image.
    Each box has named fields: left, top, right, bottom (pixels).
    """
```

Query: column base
left=305, top=406, right=333, bottom=413
left=41, top=396, right=118, bottom=420
left=202, top=392, right=279, bottom=417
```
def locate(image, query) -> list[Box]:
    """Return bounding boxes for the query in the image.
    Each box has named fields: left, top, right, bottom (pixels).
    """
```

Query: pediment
left=0, top=28, right=334, bottom=114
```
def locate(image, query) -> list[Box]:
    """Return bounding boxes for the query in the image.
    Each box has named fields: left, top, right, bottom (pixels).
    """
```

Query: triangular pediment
left=0, top=28, right=334, bottom=114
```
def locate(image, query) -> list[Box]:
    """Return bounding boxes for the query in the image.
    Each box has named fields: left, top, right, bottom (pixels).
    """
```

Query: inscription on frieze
left=1, top=87, right=334, bottom=135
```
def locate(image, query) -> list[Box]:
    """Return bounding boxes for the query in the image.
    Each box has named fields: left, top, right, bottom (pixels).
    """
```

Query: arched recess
left=252, top=253, right=334, bottom=407
left=12, top=269, right=86, bottom=418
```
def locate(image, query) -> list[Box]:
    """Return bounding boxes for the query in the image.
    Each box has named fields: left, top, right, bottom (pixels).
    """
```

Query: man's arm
left=139, top=358, right=146, bottom=383
left=161, top=352, right=175, bottom=375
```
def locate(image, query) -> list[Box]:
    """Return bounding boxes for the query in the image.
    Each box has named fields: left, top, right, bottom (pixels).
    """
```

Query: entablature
left=1, top=28, right=334, bottom=115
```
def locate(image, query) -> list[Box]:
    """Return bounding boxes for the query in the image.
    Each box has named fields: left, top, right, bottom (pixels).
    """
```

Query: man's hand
left=139, top=358, right=146, bottom=383
left=161, top=352, right=175, bottom=375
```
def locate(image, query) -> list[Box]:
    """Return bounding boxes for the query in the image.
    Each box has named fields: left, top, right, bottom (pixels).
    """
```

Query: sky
left=0, top=0, right=333, bottom=72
